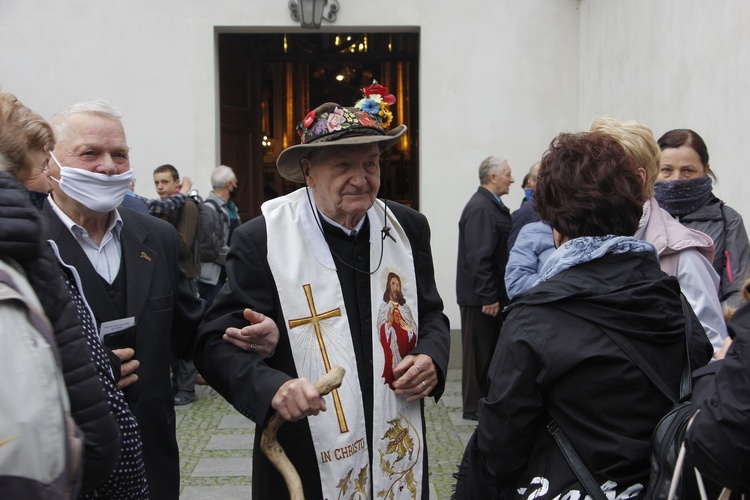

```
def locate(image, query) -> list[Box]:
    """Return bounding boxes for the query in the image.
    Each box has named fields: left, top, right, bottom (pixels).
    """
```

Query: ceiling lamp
left=288, top=0, right=339, bottom=29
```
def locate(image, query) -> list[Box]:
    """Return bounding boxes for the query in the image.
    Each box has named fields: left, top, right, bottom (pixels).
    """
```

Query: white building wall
left=0, top=0, right=580, bottom=327
left=579, top=0, right=750, bottom=227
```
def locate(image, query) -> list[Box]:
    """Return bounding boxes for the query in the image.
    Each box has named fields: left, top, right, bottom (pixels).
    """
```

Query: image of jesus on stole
left=377, top=272, right=418, bottom=388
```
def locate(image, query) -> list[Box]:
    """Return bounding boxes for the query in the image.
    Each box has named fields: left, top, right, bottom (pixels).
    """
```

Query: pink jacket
left=639, top=198, right=715, bottom=276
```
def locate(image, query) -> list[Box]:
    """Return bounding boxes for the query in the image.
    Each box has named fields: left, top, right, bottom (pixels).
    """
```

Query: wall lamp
left=289, top=0, right=339, bottom=29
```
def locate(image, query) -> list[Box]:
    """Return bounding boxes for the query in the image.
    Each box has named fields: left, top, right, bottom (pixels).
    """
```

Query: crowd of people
left=1, top=84, right=749, bottom=500
left=456, top=120, right=750, bottom=498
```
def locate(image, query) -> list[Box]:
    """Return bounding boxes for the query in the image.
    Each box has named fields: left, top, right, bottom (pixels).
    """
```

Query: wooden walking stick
left=260, top=365, right=346, bottom=500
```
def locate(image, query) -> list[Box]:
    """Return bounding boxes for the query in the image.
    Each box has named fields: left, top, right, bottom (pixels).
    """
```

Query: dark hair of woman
left=657, top=128, right=716, bottom=182
left=657, top=128, right=709, bottom=166
left=534, top=131, right=644, bottom=239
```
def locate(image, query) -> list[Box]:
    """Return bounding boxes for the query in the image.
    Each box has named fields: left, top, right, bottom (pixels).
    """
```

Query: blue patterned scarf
left=535, top=235, right=657, bottom=285
left=653, top=176, right=713, bottom=217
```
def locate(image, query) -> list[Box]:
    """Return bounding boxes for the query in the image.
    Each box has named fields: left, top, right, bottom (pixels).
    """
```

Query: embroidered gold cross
left=288, top=284, right=349, bottom=433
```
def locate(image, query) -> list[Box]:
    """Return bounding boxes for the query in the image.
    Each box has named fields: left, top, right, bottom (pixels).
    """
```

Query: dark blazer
left=508, top=200, right=541, bottom=251
left=42, top=202, right=205, bottom=499
left=194, top=201, right=451, bottom=500
left=456, top=186, right=512, bottom=307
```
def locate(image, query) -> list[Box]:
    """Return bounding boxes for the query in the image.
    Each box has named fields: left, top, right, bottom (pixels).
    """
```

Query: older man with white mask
left=42, top=99, right=272, bottom=498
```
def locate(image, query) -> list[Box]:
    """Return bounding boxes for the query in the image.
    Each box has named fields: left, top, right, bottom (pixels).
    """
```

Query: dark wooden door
left=219, top=32, right=420, bottom=220
left=219, top=42, right=263, bottom=222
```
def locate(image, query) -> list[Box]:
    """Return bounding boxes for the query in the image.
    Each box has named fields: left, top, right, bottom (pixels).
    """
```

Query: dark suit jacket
left=42, top=202, right=205, bottom=499
left=456, top=186, right=512, bottom=307
left=194, top=201, right=450, bottom=500
left=508, top=200, right=541, bottom=251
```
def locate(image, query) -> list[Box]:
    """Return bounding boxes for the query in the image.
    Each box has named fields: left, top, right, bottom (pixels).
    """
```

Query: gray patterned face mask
left=653, top=176, right=713, bottom=217
left=49, top=152, right=133, bottom=213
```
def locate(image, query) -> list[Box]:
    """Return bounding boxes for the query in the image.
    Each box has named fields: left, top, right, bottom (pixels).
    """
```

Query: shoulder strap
left=548, top=421, right=608, bottom=500
left=204, top=198, right=228, bottom=221
left=600, top=295, right=692, bottom=402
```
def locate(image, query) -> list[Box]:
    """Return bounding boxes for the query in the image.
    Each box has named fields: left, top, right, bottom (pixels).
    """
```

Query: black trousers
left=460, top=305, right=503, bottom=415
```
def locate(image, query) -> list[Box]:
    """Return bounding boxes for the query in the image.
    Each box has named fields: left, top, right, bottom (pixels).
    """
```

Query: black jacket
left=456, top=187, right=512, bottom=307
left=477, top=250, right=713, bottom=499
left=195, top=201, right=450, bottom=500
left=677, top=195, right=750, bottom=307
left=508, top=200, right=541, bottom=251
left=687, top=299, right=750, bottom=493
left=0, top=173, right=120, bottom=493
left=42, top=200, right=206, bottom=499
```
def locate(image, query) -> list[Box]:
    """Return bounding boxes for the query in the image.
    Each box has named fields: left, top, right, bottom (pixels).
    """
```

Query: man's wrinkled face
left=492, top=164, right=514, bottom=196
left=302, top=143, right=381, bottom=228
left=49, top=114, right=130, bottom=180
left=154, top=172, right=180, bottom=199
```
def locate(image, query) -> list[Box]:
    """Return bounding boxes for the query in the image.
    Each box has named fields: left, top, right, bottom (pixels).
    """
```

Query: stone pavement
left=175, top=367, right=474, bottom=499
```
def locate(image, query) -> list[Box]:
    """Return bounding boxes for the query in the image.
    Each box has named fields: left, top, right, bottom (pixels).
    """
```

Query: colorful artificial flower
left=357, top=111, right=378, bottom=128
left=302, top=110, right=316, bottom=129
left=363, top=82, right=389, bottom=98
left=356, top=97, right=381, bottom=116
left=355, top=79, right=396, bottom=128
left=379, top=107, right=393, bottom=128
left=327, top=107, right=347, bottom=132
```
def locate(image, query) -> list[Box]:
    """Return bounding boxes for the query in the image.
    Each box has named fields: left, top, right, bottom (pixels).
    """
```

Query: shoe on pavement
left=175, top=392, right=197, bottom=406
left=462, top=412, right=478, bottom=421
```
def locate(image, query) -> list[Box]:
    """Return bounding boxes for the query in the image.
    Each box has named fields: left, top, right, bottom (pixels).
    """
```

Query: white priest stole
left=263, top=188, right=425, bottom=499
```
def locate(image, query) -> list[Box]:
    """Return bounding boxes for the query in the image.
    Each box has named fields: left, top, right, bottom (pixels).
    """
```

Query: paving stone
left=439, top=394, right=463, bottom=409
left=180, top=485, right=252, bottom=499
left=191, top=457, right=253, bottom=477
left=443, top=381, right=462, bottom=395
left=448, top=411, right=480, bottom=427
left=218, top=413, right=255, bottom=429
left=205, top=434, right=254, bottom=451
left=177, top=369, right=467, bottom=498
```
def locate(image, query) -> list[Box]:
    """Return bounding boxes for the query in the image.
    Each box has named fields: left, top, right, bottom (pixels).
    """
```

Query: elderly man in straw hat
left=195, top=82, right=450, bottom=499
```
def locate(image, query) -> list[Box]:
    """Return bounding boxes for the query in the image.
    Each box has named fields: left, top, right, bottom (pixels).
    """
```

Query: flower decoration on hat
left=355, top=80, right=396, bottom=128
left=295, top=81, right=398, bottom=145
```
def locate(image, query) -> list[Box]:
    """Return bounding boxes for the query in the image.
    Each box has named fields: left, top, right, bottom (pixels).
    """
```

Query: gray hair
left=49, top=99, right=123, bottom=144
left=529, top=161, right=541, bottom=180
left=211, top=165, right=236, bottom=188
left=478, top=156, right=508, bottom=184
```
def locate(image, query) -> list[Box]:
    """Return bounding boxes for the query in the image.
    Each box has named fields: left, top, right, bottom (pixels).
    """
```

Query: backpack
left=550, top=296, right=723, bottom=500
left=0, top=260, right=83, bottom=499
left=189, top=193, right=225, bottom=263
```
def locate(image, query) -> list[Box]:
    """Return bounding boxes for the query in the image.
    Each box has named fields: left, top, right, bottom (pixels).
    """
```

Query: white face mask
left=49, top=152, right=134, bottom=213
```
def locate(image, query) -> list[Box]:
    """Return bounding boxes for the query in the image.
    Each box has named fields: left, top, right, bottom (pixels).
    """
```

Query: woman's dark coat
left=0, top=172, right=120, bottom=493
left=477, top=250, right=713, bottom=499
left=687, top=299, right=750, bottom=494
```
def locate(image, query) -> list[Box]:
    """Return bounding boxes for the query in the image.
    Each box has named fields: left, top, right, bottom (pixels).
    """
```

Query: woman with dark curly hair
left=455, top=132, right=713, bottom=500
left=655, top=129, right=750, bottom=309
